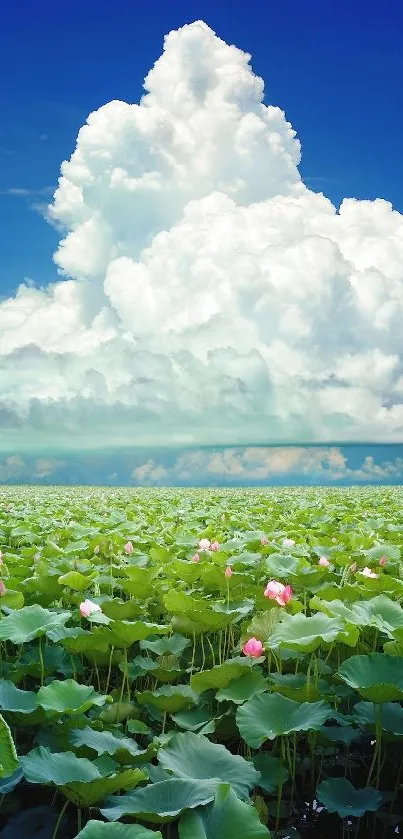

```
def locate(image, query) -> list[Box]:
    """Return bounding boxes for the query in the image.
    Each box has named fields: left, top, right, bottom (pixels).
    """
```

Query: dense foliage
left=0, top=486, right=403, bottom=838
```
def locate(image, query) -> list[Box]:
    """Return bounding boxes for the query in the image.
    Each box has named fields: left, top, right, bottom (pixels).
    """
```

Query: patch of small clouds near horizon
left=0, top=447, right=402, bottom=485
left=0, top=21, right=403, bottom=450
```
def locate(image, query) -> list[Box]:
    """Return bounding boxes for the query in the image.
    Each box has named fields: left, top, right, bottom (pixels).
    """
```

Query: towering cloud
left=1, top=20, right=403, bottom=451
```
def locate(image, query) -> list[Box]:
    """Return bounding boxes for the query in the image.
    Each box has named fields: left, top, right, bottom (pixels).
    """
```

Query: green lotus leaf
left=236, top=694, right=331, bottom=748
left=37, top=679, right=110, bottom=714
left=100, top=701, right=137, bottom=724
left=164, top=591, right=231, bottom=631
left=163, top=590, right=205, bottom=614
left=360, top=574, right=403, bottom=597
left=109, top=621, right=170, bottom=648
left=0, top=713, right=19, bottom=779
left=0, top=605, right=71, bottom=644
left=140, top=634, right=191, bottom=657
left=312, top=595, right=403, bottom=637
left=62, top=767, right=147, bottom=807
left=352, top=701, right=403, bottom=736
left=267, top=673, right=331, bottom=703
left=317, top=777, right=384, bottom=818
left=171, top=708, right=218, bottom=733
left=267, top=612, right=357, bottom=652
left=0, top=766, right=23, bottom=794
left=313, top=584, right=361, bottom=603
left=191, top=657, right=258, bottom=694
left=101, top=599, right=143, bottom=621
left=252, top=754, right=289, bottom=793
left=245, top=610, right=281, bottom=641
left=70, top=726, right=146, bottom=758
left=136, top=684, right=197, bottom=713
left=74, top=823, right=163, bottom=839
left=0, top=679, right=37, bottom=714
left=158, top=732, right=259, bottom=800
left=50, top=626, right=110, bottom=654
left=264, top=553, right=306, bottom=578
left=318, top=725, right=362, bottom=746
left=20, top=746, right=101, bottom=784
left=126, top=719, right=152, bottom=736
left=58, top=570, right=95, bottom=591
left=101, top=778, right=218, bottom=823
left=178, top=783, right=271, bottom=839
left=338, top=654, right=403, bottom=701
left=0, top=589, right=24, bottom=609
left=216, top=671, right=269, bottom=704
left=364, top=543, right=400, bottom=562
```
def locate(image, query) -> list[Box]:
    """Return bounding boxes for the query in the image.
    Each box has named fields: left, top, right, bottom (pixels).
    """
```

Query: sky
left=1, top=1, right=403, bottom=485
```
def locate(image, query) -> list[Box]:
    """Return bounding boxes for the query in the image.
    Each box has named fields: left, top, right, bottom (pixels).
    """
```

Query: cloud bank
left=1, top=20, right=403, bottom=451
left=1, top=446, right=402, bottom=486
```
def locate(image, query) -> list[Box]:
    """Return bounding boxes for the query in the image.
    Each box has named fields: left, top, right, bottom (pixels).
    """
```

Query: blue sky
left=1, top=2, right=403, bottom=484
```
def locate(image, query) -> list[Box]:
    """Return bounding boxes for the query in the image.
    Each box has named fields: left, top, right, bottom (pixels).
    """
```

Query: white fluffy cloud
left=1, top=20, right=403, bottom=451
left=145, top=447, right=403, bottom=484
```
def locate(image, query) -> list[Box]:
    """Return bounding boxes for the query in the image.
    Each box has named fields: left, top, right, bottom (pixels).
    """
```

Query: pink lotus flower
left=349, top=562, right=358, bottom=573
left=261, top=536, right=268, bottom=546
left=225, top=566, right=233, bottom=578
left=359, top=566, right=378, bottom=579
left=283, top=538, right=295, bottom=548
left=79, top=599, right=102, bottom=618
left=379, top=556, right=388, bottom=567
left=210, top=541, right=220, bottom=552
left=264, top=580, right=293, bottom=606
left=124, top=541, right=133, bottom=554
left=199, top=538, right=211, bottom=551
left=318, top=557, right=330, bottom=567
left=242, top=637, right=263, bottom=658
left=0, top=580, right=6, bottom=596
left=191, top=553, right=200, bottom=563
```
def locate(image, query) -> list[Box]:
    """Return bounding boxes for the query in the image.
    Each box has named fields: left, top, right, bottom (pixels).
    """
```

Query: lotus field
left=1, top=486, right=403, bottom=838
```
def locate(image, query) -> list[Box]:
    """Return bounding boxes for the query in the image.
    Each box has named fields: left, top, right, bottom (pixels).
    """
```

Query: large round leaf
left=216, top=671, right=269, bottom=704
left=267, top=612, right=356, bottom=652
left=312, top=595, right=403, bottom=637
left=21, top=746, right=101, bottom=785
left=100, top=778, right=217, bottom=823
left=0, top=679, right=37, bottom=714
left=140, top=634, right=191, bottom=657
left=0, top=713, right=19, bottom=779
left=317, top=778, right=384, bottom=818
left=253, top=754, right=288, bottom=793
left=136, top=685, right=197, bottom=713
left=158, top=732, right=259, bottom=800
left=109, top=621, right=170, bottom=649
left=338, top=654, right=403, bottom=701
left=352, top=701, right=403, bottom=736
left=0, top=605, right=71, bottom=643
left=236, top=694, right=331, bottom=748
left=178, top=783, right=271, bottom=839
left=62, top=767, right=147, bottom=807
left=70, top=725, right=139, bottom=754
left=37, top=679, right=110, bottom=714
left=191, top=658, right=259, bottom=694
left=74, top=823, right=162, bottom=839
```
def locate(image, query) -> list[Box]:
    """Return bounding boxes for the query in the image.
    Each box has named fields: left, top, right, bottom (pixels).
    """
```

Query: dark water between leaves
left=0, top=789, right=401, bottom=839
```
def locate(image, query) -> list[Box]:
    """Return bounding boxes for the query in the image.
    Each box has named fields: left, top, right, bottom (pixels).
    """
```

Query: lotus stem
left=51, top=799, right=69, bottom=839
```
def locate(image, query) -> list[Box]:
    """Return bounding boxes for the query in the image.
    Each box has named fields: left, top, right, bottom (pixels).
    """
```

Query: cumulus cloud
left=1, top=20, right=403, bottom=451
left=161, top=446, right=403, bottom=484
left=131, top=459, right=168, bottom=484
